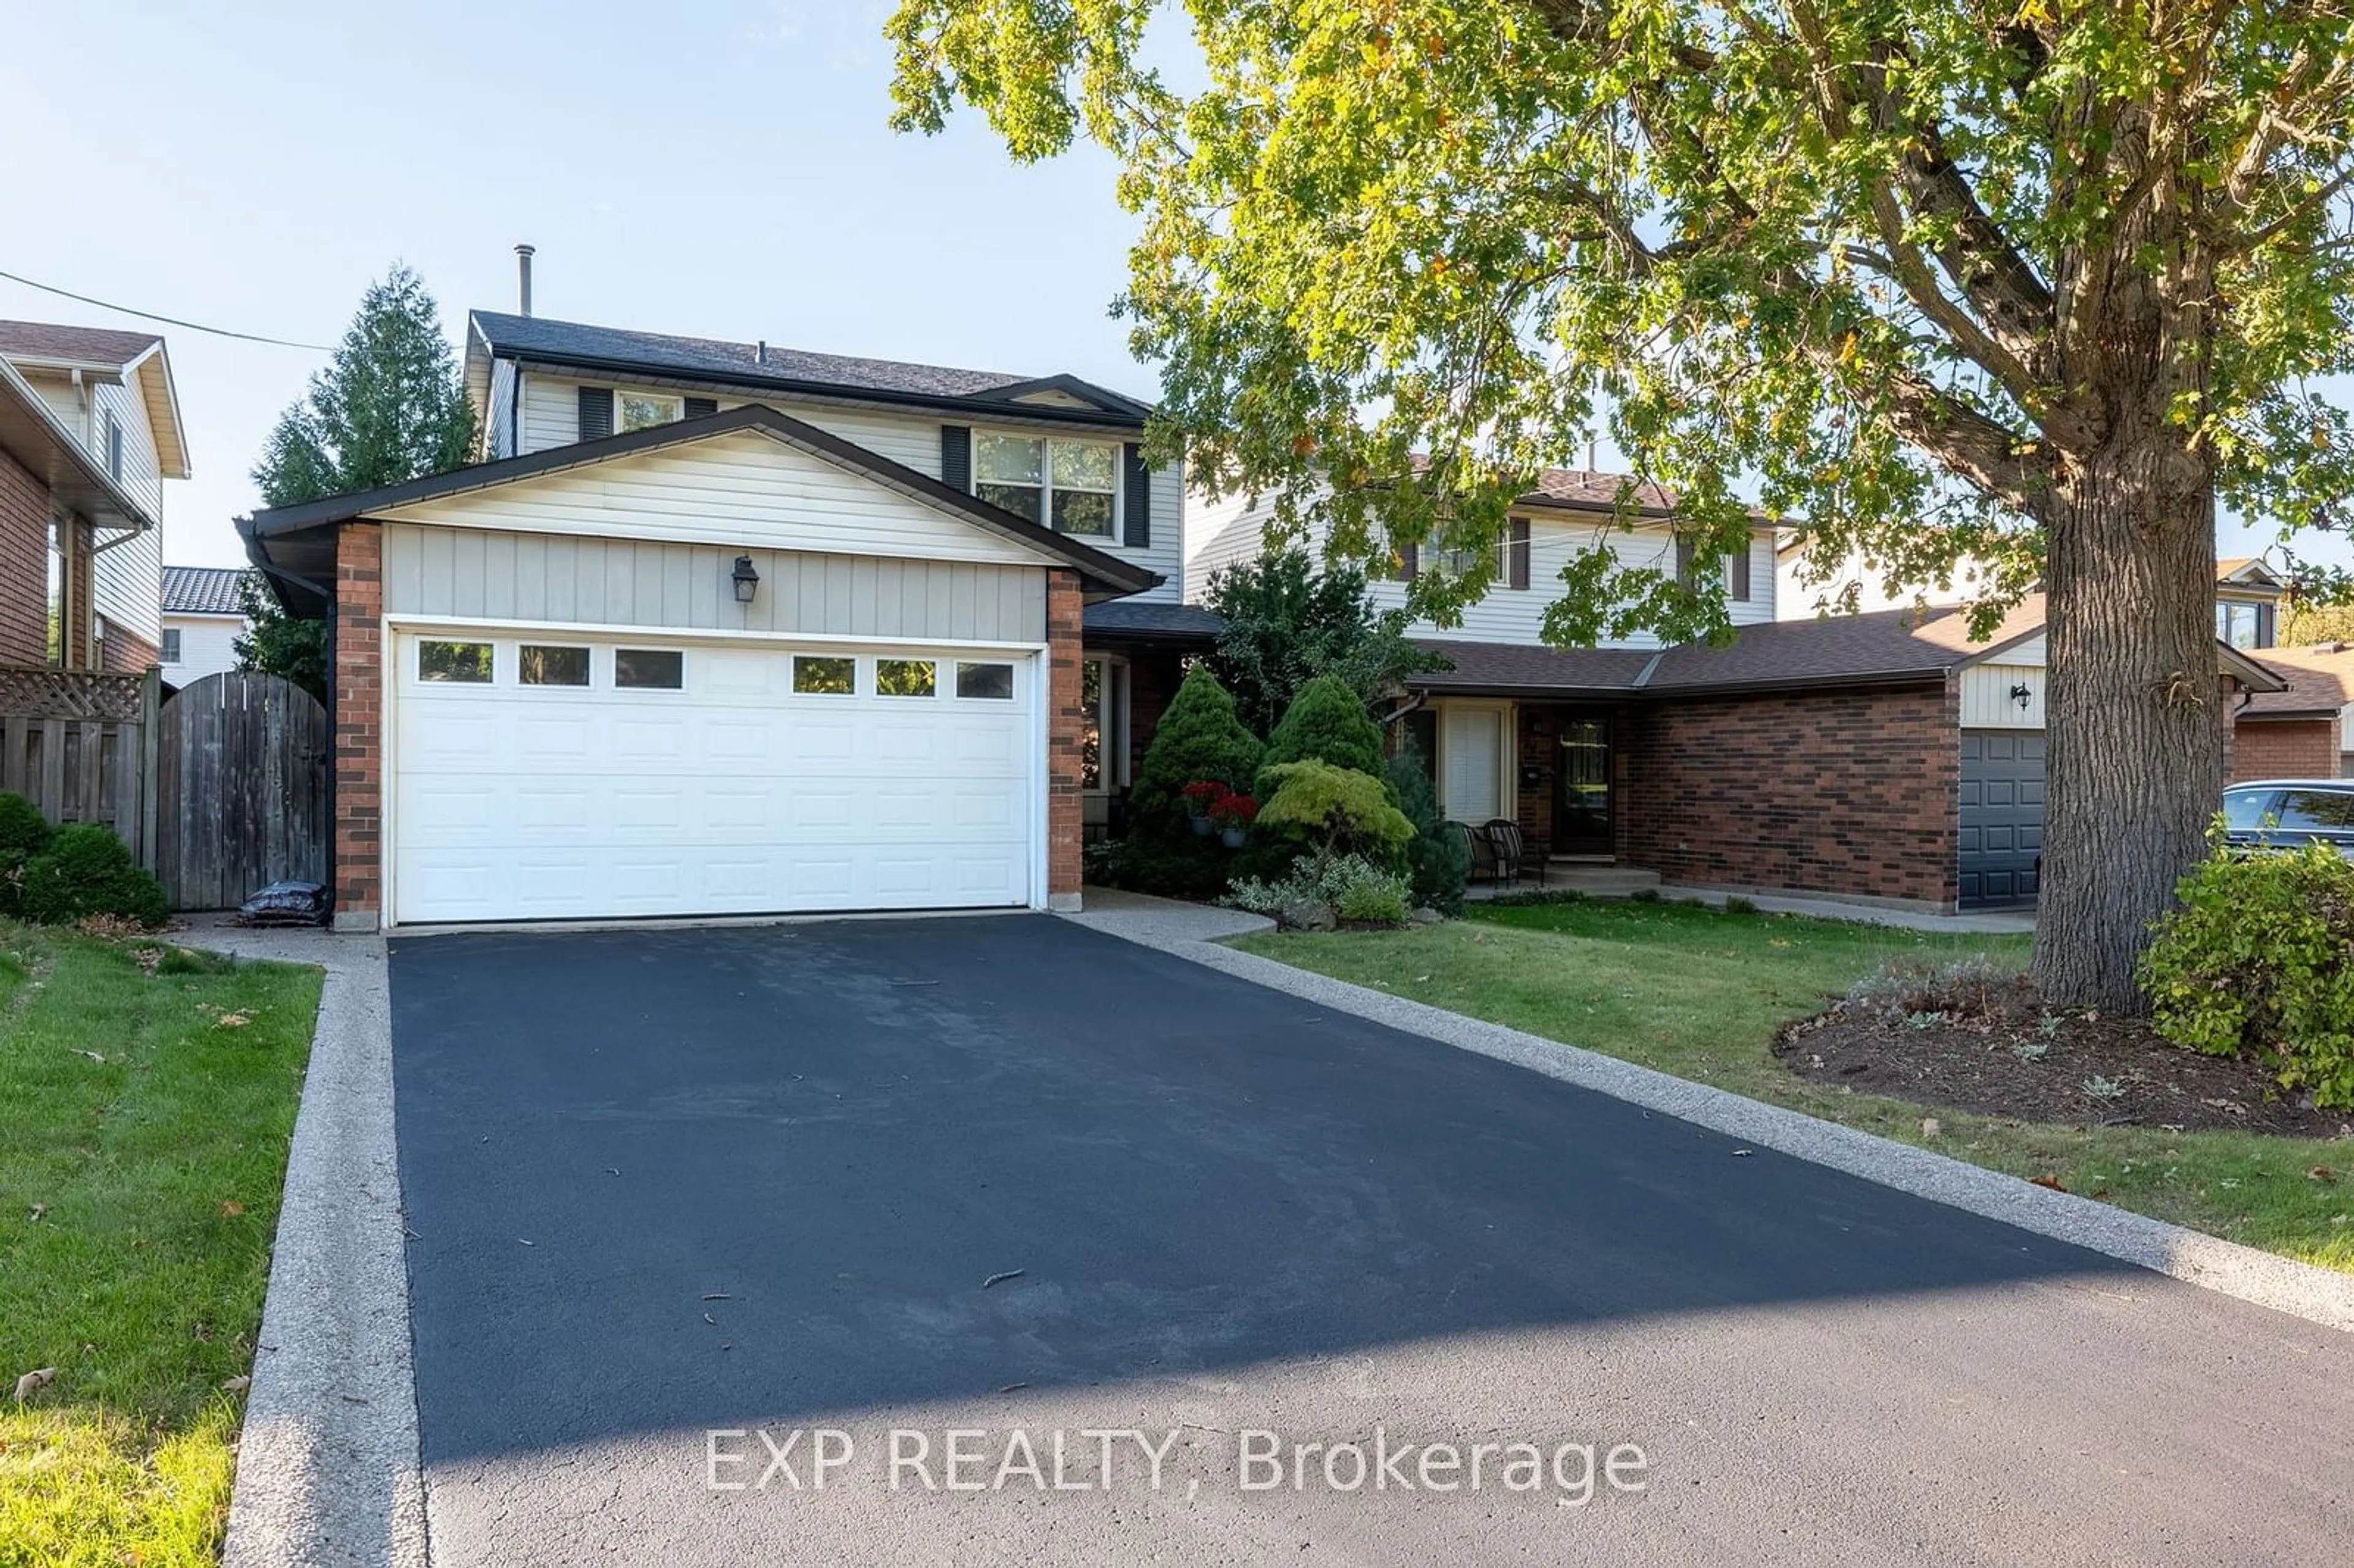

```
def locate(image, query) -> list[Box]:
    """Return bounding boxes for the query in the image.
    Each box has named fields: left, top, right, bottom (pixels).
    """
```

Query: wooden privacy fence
left=156, top=671, right=331, bottom=911
left=0, top=664, right=159, bottom=864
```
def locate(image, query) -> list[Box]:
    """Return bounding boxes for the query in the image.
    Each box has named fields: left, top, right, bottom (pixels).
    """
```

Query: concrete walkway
left=177, top=917, right=427, bottom=1568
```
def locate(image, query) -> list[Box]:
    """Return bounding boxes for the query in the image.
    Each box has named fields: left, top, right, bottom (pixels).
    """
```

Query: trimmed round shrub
left=17, top=823, right=170, bottom=928
left=1132, top=664, right=1265, bottom=835
left=0, top=791, right=53, bottom=856
left=1256, top=674, right=1386, bottom=790
left=2140, top=839, right=2354, bottom=1110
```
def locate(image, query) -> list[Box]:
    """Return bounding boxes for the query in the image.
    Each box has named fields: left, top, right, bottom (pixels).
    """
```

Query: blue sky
left=0, top=0, right=2328, bottom=574
left=0, top=1, right=1146, bottom=568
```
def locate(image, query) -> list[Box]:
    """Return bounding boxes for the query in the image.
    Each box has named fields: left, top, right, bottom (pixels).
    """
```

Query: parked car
left=2222, top=779, right=2354, bottom=856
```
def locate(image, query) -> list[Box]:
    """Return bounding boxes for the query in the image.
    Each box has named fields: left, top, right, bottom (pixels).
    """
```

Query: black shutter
left=1507, top=517, right=1531, bottom=590
left=1674, top=535, right=1694, bottom=591
left=577, top=386, right=614, bottom=440
left=684, top=396, right=718, bottom=419
left=1395, top=541, right=1419, bottom=582
left=1727, top=539, right=1752, bottom=601
left=1123, top=443, right=1151, bottom=547
left=940, top=425, right=973, bottom=492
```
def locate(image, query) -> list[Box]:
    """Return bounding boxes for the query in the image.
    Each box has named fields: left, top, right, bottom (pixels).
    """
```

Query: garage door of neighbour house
left=389, top=633, right=1037, bottom=925
left=1958, top=730, right=2045, bottom=909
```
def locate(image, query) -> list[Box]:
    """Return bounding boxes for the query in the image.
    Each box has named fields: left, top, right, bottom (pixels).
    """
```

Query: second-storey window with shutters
left=972, top=433, right=1121, bottom=539
left=616, top=392, right=683, bottom=433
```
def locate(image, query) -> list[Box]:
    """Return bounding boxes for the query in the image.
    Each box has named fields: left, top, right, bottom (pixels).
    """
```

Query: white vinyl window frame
left=970, top=431, right=1124, bottom=544
left=1079, top=653, right=1132, bottom=794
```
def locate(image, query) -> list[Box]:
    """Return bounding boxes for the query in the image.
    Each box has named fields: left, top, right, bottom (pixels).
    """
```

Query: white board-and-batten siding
left=383, top=525, right=1046, bottom=644
left=1959, top=663, right=2047, bottom=728
left=512, top=371, right=1185, bottom=603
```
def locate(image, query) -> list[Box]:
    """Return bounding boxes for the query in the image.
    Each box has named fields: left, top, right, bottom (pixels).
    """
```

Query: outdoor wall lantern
left=731, top=555, right=760, bottom=604
left=2009, top=682, right=2033, bottom=709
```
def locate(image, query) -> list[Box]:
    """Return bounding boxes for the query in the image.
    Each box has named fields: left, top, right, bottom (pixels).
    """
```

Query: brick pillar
left=1046, top=569, right=1086, bottom=910
left=333, top=522, right=384, bottom=931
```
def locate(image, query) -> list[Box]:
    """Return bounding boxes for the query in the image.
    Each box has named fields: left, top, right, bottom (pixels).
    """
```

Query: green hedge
left=0, top=793, right=169, bottom=927
left=2141, top=839, right=2354, bottom=1111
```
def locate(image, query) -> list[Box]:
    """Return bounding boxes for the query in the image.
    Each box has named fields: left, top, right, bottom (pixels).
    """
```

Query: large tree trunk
left=2033, top=452, right=2223, bottom=1011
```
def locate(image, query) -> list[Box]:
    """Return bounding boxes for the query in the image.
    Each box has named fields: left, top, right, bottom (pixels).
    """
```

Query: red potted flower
left=1208, top=790, right=1258, bottom=848
left=1181, top=780, right=1227, bottom=835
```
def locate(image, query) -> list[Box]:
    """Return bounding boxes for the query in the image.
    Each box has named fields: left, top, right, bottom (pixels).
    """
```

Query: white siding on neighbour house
left=162, top=614, right=246, bottom=683
left=1183, top=487, right=1776, bottom=647
left=382, top=524, right=1046, bottom=644
left=376, top=427, right=1062, bottom=569
left=17, top=367, right=168, bottom=646
left=515, top=371, right=1185, bottom=603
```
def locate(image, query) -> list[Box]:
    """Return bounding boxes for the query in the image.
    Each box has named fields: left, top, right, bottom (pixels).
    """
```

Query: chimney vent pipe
left=515, top=244, right=536, bottom=317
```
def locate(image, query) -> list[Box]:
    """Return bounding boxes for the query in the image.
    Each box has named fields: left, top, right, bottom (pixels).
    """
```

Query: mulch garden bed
left=1775, top=975, right=2354, bottom=1139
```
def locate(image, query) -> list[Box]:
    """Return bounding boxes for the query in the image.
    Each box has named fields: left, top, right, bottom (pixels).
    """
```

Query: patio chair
left=1447, top=820, right=1495, bottom=885
left=1484, top=818, right=1544, bottom=888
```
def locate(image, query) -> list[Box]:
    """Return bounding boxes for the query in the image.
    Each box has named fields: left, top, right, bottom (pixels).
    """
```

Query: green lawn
left=1232, top=897, right=2354, bottom=1273
left=0, top=924, right=320, bottom=1567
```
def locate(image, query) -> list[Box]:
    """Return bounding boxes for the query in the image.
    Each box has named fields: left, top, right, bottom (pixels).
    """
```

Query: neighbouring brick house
left=2233, top=642, right=2354, bottom=781
left=1192, top=473, right=2284, bottom=912
left=239, top=278, right=1187, bottom=931
left=0, top=321, right=188, bottom=672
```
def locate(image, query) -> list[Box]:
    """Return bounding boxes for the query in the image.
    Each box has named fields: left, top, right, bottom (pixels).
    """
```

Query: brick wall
left=333, top=523, right=384, bottom=931
left=1619, top=680, right=1960, bottom=908
left=0, top=448, right=48, bottom=664
left=1046, top=569, right=1086, bottom=909
left=100, top=626, right=159, bottom=674
left=2231, top=716, right=2342, bottom=782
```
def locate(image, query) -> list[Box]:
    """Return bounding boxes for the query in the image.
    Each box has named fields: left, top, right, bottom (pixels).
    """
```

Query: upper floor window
left=617, top=392, right=682, bottom=434
left=161, top=628, right=183, bottom=664
left=974, top=433, right=1119, bottom=539
left=105, top=412, right=123, bottom=482
left=2218, top=600, right=2273, bottom=649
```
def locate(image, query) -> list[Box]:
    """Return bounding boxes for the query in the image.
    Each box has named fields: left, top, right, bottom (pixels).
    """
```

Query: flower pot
left=1189, top=816, right=1213, bottom=836
left=1219, top=826, right=1246, bottom=848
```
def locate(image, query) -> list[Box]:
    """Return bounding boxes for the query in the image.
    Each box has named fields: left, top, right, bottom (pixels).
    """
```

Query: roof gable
left=242, top=403, right=1158, bottom=605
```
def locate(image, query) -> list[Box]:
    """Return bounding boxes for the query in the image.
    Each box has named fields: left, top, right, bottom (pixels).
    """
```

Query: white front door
left=389, top=631, right=1037, bottom=924
left=1441, top=703, right=1509, bottom=823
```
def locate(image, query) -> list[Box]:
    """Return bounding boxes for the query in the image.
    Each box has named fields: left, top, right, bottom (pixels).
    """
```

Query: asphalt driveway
left=389, top=915, right=2353, bottom=1566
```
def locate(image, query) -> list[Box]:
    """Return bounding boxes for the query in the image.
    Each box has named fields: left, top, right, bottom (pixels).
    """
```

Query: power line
left=0, top=266, right=332, bottom=351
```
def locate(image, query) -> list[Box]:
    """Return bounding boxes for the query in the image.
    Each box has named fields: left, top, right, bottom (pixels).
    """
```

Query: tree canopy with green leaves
left=238, top=264, right=475, bottom=696
left=888, top=0, right=2354, bottom=1007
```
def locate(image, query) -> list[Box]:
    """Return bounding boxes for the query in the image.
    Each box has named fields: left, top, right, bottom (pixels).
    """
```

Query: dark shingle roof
left=1083, top=601, right=1225, bottom=640
left=1412, top=642, right=1661, bottom=695
left=471, top=311, right=1151, bottom=420
left=1411, top=599, right=2049, bottom=698
left=162, top=565, right=249, bottom=616
left=0, top=320, right=163, bottom=367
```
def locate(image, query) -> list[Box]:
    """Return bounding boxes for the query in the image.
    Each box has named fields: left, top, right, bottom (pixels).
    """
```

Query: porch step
left=1541, top=862, right=1663, bottom=896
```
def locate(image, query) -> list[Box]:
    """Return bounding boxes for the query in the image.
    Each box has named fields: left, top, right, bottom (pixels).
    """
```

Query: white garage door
left=389, top=631, right=1037, bottom=924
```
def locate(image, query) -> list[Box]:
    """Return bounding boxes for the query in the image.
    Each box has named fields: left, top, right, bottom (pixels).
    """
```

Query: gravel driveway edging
left=1075, top=915, right=2354, bottom=1335
left=182, top=921, right=428, bottom=1568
